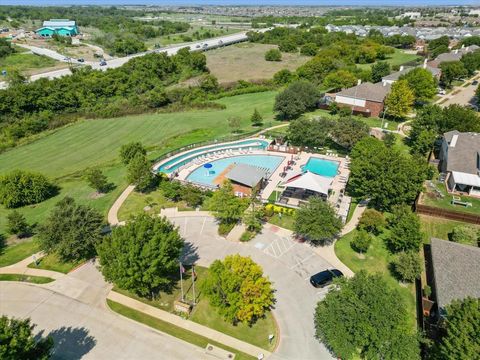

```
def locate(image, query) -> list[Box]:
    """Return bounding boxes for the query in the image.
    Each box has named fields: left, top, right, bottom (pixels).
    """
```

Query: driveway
left=171, top=215, right=335, bottom=360
left=440, top=82, right=478, bottom=108
left=0, top=282, right=211, bottom=359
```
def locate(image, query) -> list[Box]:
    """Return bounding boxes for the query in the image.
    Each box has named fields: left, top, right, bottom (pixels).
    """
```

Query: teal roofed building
left=36, top=19, right=79, bottom=37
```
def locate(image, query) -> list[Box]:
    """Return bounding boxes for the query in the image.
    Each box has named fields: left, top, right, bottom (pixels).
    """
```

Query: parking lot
left=169, top=215, right=336, bottom=360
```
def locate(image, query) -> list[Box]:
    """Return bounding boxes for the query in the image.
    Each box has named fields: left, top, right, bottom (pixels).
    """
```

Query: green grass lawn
left=334, top=229, right=416, bottom=328
left=107, top=300, right=255, bottom=360
left=0, top=239, right=39, bottom=267
left=421, top=181, right=480, bottom=215
left=0, top=53, right=59, bottom=74
left=0, top=273, right=54, bottom=284
left=112, top=265, right=277, bottom=351
left=268, top=213, right=295, bottom=231
left=0, top=91, right=278, bottom=234
left=27, top=253, right=83, bottom=274
left=419, top=215, right=480, bottom=241
left=346, top=200, right=358, bottom=224
left=356, top=49, right=421, bottom=71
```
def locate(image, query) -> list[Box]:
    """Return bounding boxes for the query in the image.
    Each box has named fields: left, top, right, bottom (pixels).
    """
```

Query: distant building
left=440, top=131, right=480, bottom=197
left=381, top=61, right=441, bottom=85
left=427, top=238, right=480, bottom=319
left=333, top=82, right=391, bottom=117
left=36, top=19, right=79, bottom=38
left=429, top=45, right=480, bottom=68
left=396, top=12, right=422, bottom=20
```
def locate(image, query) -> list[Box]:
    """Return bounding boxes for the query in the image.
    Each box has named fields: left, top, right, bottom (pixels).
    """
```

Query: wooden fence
left=415, top=198, right=480, bottom=225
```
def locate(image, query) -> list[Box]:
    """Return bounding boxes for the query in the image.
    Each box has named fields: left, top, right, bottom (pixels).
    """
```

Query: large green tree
left=0, top=316, right=53, bottom=360
left=392, top=251, right=423, bottom=282
left=38, top=197, right=104, bottom=262
left=202, top=254, right=275, bottom=325
left=349, top=138, right=428, bottom=211
left=206, top=181, right=247, bottom=225
left=322, top=70, right=357, bottom=91
left=314, top=271, right=420, bottom=360
left=97, top=213, right=184, bottom=297
left=294, top=197, right=343, bottom=245
left=127, top=153, right=155, bottom=192
left=119, top=142, right=147, bottom=165
left=435, top=297, right=480, bottom=360
left=286, top=117, right=334, bottom=148
left=400, top=67, right=437, bottom=102
left=385, top=79, right=414, bottom=119
left=0, top=170, right=56, bottom=209
left=440, top=61, right=468, bottom=87
left=274, top=81, right=320, bottom=120
left=370, top=61, right=390, bottom=83
left=387, top=205, right=424, bottom=252
left=330, top=117, right=370, bottom=150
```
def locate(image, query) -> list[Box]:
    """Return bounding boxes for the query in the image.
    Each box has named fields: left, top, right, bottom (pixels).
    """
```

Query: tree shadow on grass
left=40, top=326, right=96, bottom=360
left=180, top=241, right=199, bottom=265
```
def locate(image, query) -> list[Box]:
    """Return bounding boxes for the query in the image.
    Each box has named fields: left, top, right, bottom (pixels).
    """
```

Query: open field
left=419, top=214, right=480, bottom=240
left=0, top=92, right=278, bottom=234
left=0, top=52, right=66, bottom=75
left=356, top=48, right=421, bottom=71
left=206, top=43, right=311, bottom=83
left=335, top=229, right=416, bottom=328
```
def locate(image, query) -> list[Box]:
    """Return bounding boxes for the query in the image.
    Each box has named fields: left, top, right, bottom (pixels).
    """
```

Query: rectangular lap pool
left=302, top=157, right=339, bottom=177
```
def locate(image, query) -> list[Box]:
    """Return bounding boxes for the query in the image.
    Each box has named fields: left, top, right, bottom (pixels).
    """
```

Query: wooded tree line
left=0, top=49, right=207, bottom=151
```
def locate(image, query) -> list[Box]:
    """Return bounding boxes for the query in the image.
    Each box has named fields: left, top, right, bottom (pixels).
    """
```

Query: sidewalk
left=107, top=185, right=135, bottom=225
left=107, top=290, right=271, bottom=358
left=0, top=252, right=64, bottom=280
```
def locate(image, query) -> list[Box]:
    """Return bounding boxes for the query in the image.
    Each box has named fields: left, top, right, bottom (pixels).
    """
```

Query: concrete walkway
left=107, top=290, right=271, bottom=359
left=0, top=252, right=64, bottom=280
left=107, top=185, right=135, bottom=225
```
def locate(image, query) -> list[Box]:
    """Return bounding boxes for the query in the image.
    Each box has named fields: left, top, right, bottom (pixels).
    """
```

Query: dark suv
left=309, top=269, right=343, bottom=288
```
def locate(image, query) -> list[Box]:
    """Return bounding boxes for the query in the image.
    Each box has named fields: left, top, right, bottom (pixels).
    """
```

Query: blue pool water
left=187, top=155, right=285, bottom=186
left=302, top=157, right=339, bottom=177
left=157, top=139, right=270, bottom=174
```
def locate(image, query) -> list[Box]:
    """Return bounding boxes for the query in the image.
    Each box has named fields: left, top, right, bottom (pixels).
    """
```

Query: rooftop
left=443, top=131, right=480, bottom=175
left=382, top=65, right=441, bottom=82
left=336, top=82, right=391, bottom=103
left=225, top=163, right=268, bottom=188
left=430, top=238, right=480, bottom=314
left=42, top=19, right=76, bottom=28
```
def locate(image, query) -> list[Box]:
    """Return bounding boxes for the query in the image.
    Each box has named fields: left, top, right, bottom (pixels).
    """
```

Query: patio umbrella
left=204, top=163, right=213, bottom=169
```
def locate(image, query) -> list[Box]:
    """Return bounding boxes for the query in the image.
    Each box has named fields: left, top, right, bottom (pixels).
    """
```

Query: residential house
left=427, top=238, right=480, bottom=319
left=36, top=19, right=79, bottom=37
left=439, top=131, right=480, bottom=197
left=333, top=82, right=391, bottom=117
left=429, top=45, right=480, bottom=68
left=381, top=60, right=441, bottom=85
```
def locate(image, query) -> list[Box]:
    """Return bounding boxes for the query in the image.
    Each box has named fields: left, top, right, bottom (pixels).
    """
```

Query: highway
left=0, top=30, right=265, bottom=89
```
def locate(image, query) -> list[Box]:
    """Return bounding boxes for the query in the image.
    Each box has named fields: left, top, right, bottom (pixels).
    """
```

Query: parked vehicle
left=473, top=80, right=478, bottom=86
left=195, top=44, right=201, bottom=48
left=99, top=60, right=107, bottom=66
left=63, top=57, right=71, bottom=61
left=309, top=269, right=343, bottom=288
left=77, top=58, right=85, bottom=63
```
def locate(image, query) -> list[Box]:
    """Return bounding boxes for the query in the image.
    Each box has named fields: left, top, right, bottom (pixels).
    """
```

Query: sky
left=1, top=0, right=479, bottom=6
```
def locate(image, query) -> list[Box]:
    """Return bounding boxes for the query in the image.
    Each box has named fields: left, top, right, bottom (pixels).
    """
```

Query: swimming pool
left=302, top=157, right=339, bottom=177
left=157, top=139, right=270, bottom=174
left=187, top=154, right=285, bottom=186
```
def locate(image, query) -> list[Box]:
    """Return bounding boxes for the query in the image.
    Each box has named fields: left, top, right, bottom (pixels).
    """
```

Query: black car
left=473, top=80, right=479, bottom=86
left=309, top=269, right=343, bottom=288
left=77, top=58, right=85, bottom=63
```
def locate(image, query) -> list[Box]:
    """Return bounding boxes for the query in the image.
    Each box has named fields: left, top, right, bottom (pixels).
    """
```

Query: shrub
left=0, top=170, right=57, bottom=208
left=392, top=251, right=423, bottom=282
left=450, top=225, right=479, bottom=246
left=274, top=81, right=320, bottom=120
left=265, top=48, right=282, bottom=61
left=218, top=222, right=235, bottom=236
left=240, top=230, right=255, bottom=242
left=351, top=230, right=372, bottom=253
left=6, top=210, right=30, bottom=237
left=85, top=168, right=110, bottom=193
left=358, top=209, right=385, bottom=235
left=120, top=142, right=146, bottom=165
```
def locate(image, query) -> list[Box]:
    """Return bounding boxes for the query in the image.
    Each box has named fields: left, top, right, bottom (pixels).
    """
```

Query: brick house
left=333, top=82, right=391, bottom=117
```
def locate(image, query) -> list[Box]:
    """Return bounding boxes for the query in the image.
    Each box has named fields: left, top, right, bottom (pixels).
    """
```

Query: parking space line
left=289, top=253, right=315, bottom=270
left=200, top=217, right=206, bottom=235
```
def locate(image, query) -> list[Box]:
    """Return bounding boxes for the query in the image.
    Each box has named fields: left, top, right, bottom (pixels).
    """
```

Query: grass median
left=0, top=273, right=54, bottom=284
left=107, top=299, right=256, bottom=360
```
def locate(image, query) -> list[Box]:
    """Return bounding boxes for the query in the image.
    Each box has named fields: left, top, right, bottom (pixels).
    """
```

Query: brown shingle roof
left=443, top=131, right=480, bottom=174
left=335, top=82, right=391, bottom=103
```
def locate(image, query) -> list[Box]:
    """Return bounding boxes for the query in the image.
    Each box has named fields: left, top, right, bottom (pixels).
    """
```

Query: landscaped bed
left=27, top=253, right=84, bottom=274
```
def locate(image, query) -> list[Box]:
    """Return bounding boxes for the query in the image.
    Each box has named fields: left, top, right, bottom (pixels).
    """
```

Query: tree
left=440, top=61, right=468, bottom=87
left=0, top=38, right=14, bottom=59
left=351, top=230, right=372, bottom=253
left=300, top=42, right=318, bottom=56
left=0, top=316, right=53, bottom=360
left=202, top=254, right=275, bottom=325
left=119, top=142, right=146, bottom=165
left=278, top=39, right=297, bottom=53
left=314, top=271, right=420, bottom=360
left=385, top=79, right=414, bottom=119
left=6, top=210, right=30, bottom=237
left=206, top=181, right=246, bottom=225
left=250, top=108, right=263, bottom=126
left=441, top=104, right=480, bottom=133
left=322, top=70, right=357, bottom=91
left=0, top=170, right=56, bottom=209
left=85, top=168, right=110, bottom=193
left=371, top=61, right=390, bottom=83
left=97, top=213, right=184, bottom=297
left=199, top=74, right=219, bottom=93
left=330, top=117, right=370, bottom=150
left=400, top=67, right=437, bottom=102
left=428, top=36, right=449, bottom=59
left=410, top=128, right=437, bottom=156
left=450, top=225, right=479, bottom=246
left=127, top=153, right=154, bottom=192
left=286, top=117, right=334, bottom=148
left=392, top=251, right=423, bottom=282
left=38, top=197, right=103, bottom=262
left=435, top=297, right=480, bottom=360
left=349, top=138, right=428, bottom=211
left=227, top=116, right=241, bottom=133
left=273, top=69, right=295, bottom=85
left=294, top=197, right=342, bottom=245
left=357, top=208, right=385, bottom=235
left=264, top=48, right=282, bottom=61
left=386, top=205, right=424, bottom=252
left=242, top=202, right=264, bottom=233
left=274, top=81, right=320, bottom=120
